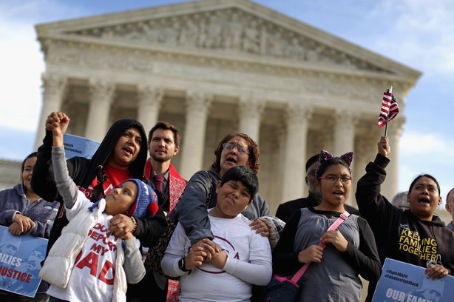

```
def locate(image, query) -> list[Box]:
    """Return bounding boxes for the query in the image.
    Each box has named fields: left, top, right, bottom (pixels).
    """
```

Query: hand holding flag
left=378, top=86, right=399, bottom=135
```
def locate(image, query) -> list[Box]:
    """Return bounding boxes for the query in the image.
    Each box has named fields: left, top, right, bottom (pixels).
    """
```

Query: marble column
left=238, top=96, right=264, bottom=144
left=137, top=85, right=164, bottom=134
left=353, top=132, right=377, bottom=209
left=34, top=74, right=67, bottom=150
left=281, top=104, right=312, bottom=202
left=274, top=125, right=287, bottom=206
left=334, top=109, right=356, bottom=156
left=180, top=91, right=212, bottom=179
left=333, top=109, right=357, bottom=206
left=383, top=117, right=405, bottom=198
left=85, top=81, right=115, bottom=142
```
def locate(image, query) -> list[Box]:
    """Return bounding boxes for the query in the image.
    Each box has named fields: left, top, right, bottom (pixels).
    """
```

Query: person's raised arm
left=377, top=136, right=390, bottom=158
left=31, top=113, right=61, bottom=201
left=50, top=112, right=68, bottom=148
left=355, top=136, right=396, bottom=241
left=31, top=145, right=56, bottom=200
left=49, top=113, right=79, bottom=210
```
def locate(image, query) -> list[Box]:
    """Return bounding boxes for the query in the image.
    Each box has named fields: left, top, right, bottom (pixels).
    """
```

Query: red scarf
left=80, top=164, right=131, bottom=199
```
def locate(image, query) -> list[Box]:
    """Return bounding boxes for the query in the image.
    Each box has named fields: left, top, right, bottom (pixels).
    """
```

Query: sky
left=1, top=0, right=453, bottom=206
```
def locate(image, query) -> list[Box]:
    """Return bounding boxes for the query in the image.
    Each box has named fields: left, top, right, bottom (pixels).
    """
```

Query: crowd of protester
left=0, top=111, right=453, bottom=302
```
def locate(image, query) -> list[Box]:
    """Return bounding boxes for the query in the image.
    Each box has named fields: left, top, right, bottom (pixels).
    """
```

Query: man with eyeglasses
left=276, top=154, right=359, bottom=223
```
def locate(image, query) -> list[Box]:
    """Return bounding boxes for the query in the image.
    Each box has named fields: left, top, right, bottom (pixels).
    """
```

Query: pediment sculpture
left=63, top=7, right=390, bottom=74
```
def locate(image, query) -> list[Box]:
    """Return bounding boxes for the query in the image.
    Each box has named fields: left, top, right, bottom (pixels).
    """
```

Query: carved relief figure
left=306, top=47, right=319, bottom=62
left=223, top=12, right=243, bottom=50
left=242, top=20, right=260, bottom=53
left=159, top=22, right=180, bottom=46
left=259, top=25, right=267, bottom=55
left=124, top=23, right=144, bottom=41
left=318, top=46, right=335, bottom=64
left=286, top=37, right=305, bottom=61
left=65, top=8, right=370, bottom=72
left=337, top=53, right=355, bottom=68
left=179, top=18, right=199, bottom=47
left=269, top=29, right=286, bottom=57
left=202, top=14, right=223, bottom=48
left=101, top=27, right=116, bottom=39
left=143, top=22, right=160, bottom=43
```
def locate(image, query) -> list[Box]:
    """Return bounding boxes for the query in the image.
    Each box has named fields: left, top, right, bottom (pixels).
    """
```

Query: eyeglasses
left=319, top=175, right=352, bottom=184
left=222, top=142, right=249, bottom=154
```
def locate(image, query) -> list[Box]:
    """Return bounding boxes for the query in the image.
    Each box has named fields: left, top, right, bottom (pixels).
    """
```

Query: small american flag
left=378, top=87, right=399, bottom=128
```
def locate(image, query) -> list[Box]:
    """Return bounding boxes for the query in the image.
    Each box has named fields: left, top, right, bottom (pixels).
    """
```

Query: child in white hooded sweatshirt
left=39, top=114, right=159, bottom=302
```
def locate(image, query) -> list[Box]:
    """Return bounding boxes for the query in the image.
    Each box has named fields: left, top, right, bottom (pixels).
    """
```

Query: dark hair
left=21, top=152, right=38, bottom=174
left=21, top=152, right=38, bottom=184
left=315, top=157, right=351, bottom=180
left=211, top=132, right=260, bottom=173
left=305, top=154, right=319, bottom=173
left=220, top=165, right=258, bottom=199
left=148, top=121, right=180, bottom=147
left=21, top=152, right=38, bottom=187
left=409, top=174, right=441, bottom=195
left=447, top=188, right=454, bottom=202
left=89, top=119, right=148, bottom=202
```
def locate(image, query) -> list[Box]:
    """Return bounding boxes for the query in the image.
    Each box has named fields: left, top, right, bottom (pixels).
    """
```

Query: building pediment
left=36, top=0, right=420, bottom=80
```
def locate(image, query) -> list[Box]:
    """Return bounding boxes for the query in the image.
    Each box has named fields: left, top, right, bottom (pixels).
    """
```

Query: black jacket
left=32, top=119, right=166, bottom=251
left=355, top=154, right=454, bottom=273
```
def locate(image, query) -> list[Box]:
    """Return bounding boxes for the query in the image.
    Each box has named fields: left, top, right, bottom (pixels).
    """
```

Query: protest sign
left=0, top=226, right=48, bottom=297
left=372, top=258, right=454, bottom=302
left=63, top=133, right=100, bottom=159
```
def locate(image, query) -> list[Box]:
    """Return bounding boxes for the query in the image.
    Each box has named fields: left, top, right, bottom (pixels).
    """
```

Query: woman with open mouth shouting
left=356, top=136, right=454, bottom=302
left=176, top=132, right=276, bottom=248
left=174, top=132, right=282, bottom=301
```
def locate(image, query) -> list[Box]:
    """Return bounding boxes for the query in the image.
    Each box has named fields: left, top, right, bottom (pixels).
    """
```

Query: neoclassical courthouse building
left=2, top=0, right=422, bottom=213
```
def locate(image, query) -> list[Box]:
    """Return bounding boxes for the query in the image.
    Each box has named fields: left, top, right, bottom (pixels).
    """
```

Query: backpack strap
left=290, top=211, right=350, bottom=283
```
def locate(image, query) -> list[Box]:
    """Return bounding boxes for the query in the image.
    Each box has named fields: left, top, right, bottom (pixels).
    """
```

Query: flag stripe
left=378, top=88, right=399, bottom=128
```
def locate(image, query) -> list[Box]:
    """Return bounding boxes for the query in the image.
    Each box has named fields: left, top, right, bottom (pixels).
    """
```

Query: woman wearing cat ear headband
left=273, top=150, right=381, bottom=302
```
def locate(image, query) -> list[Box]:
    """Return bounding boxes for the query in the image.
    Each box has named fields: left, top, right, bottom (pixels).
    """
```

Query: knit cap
left=123, top=179, right=159, bottom=218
